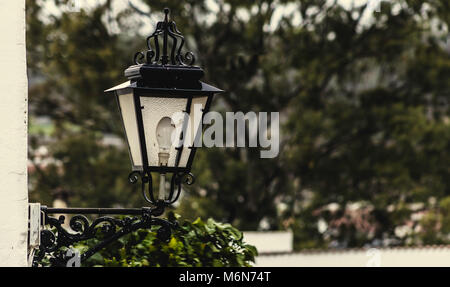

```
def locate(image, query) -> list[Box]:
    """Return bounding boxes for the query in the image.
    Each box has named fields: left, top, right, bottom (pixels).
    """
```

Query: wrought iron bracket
left=32, top=205, right=177, bottom=267
left=128, top=170, right=195, bottom=207
left=32, top=166, right=195, bottom=267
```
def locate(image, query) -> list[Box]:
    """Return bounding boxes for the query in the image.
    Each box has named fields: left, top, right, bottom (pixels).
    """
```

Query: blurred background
left=27, top=0, right=450, bottom=252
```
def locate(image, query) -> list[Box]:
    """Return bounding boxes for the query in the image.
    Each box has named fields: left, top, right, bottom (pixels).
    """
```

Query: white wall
left=244, top=231, right=293, bottom=254
left=0, top=0, right=28, bottom=267
left=255, top=246, right=450, bottom=267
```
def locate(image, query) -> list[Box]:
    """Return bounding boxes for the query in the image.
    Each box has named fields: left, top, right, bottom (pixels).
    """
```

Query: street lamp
left=33, top=8, right=223, bottom=266
left=105, top=8, right=222, bottom=207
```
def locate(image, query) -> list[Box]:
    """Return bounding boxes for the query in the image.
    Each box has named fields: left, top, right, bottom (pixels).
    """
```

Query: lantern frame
left=106, top=80, right=222, bottom=174
left=104, top=8, right=223, bottom=207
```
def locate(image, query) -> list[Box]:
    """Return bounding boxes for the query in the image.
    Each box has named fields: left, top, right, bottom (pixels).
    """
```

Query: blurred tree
left=27, top=0, right=450, bottom=249
left=281, top=0, right=450, bottom=248
left=27, top=0, right=146, bottom=207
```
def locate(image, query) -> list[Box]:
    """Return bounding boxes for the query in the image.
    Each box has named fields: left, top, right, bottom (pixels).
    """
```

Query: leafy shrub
left=72, top=213, right=257, bottom=267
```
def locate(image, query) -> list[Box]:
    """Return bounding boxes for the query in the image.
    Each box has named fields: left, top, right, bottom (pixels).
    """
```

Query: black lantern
left=105, top=8, right=222, bottom=206
left=33, top=8, right=223, bottom=267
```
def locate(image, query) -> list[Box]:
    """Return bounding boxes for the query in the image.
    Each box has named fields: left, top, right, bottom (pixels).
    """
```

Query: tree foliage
left=38, top=213, right=257, bottom=267
left=27, top=0, right=450, bottom=250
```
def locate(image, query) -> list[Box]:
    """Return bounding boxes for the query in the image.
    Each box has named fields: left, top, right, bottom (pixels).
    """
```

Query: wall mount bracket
left=32, top=205, right=176, bottom=267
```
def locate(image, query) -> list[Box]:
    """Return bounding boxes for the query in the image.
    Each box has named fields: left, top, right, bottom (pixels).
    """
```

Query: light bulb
left=156, top=117, right=175, bottom=166
left=156, top=117, right=175, bottom=201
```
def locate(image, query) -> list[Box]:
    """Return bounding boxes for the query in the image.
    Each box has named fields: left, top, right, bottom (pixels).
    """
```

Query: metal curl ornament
left=163, top=172, right=194, bottom=205
left=133, top=51, right=146, bottom=65
left=178, top=51, right=196, bottom=66
left=128, top=170, right=157, bottom=205
left=181, top=172, right=196, bottom=185
left=128, top=170, right=195, bottom=207
left=133, top=8, right=196, bottom=66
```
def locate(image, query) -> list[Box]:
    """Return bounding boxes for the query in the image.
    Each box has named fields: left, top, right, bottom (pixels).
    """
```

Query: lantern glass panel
left=178, top=96, right=208, bottom=168
left=140, top=95, right=187, bottom=167
left=117, top=90, right=142, bottom=167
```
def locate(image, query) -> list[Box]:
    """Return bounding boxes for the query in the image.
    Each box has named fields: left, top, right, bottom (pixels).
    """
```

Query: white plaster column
left=0, top=0, right=29, bottom=267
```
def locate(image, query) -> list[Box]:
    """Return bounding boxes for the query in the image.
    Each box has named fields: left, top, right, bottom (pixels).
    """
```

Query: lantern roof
left=105, top=8, right=223, bottom=94
left=104, top=80, right=223, bottom=94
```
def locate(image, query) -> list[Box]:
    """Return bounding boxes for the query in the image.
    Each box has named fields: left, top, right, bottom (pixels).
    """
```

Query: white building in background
left=245, top=231, right=450, bottom=267
left=244, top=231, right=294, bottom=254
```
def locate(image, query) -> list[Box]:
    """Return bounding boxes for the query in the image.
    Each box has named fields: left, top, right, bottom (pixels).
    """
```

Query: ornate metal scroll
left=33, top=206, right=177, bottom=267
left=128, top=170, right=195, bottom=206
left=134, top=8, right=196, bottom=66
